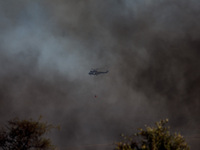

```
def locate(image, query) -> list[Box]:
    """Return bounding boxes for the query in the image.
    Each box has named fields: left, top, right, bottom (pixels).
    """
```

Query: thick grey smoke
left=0, top=0, right=200, bottom=149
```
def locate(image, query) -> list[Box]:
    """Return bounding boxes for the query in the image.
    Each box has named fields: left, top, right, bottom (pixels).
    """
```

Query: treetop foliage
left=0, top=117, right=57, bottom=150
left=115, top=119, right=190, bottom=150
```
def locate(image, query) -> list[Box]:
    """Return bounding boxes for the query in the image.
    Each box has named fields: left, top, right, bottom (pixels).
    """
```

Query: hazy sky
left=0, top=0, right=200, bottom=149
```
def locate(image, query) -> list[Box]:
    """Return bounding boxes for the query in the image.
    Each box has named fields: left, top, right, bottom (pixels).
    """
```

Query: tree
left=0, top=117, right=57, bottom=150
left=115, top=119, right=190, bottom=150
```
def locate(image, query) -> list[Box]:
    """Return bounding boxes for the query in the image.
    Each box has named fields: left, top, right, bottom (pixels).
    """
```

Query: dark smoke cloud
left=0, top=0, right=200, bottom=149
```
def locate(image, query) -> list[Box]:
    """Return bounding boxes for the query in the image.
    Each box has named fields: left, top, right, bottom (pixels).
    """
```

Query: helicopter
left=88, top=68, right=109, bottom=75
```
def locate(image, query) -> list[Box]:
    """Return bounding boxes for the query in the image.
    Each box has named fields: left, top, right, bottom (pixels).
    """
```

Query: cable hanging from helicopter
left=88, top=68, right=109, bottom=98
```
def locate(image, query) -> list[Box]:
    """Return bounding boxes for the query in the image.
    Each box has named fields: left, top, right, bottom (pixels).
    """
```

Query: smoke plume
left=0, top=0, right=200, bottom=149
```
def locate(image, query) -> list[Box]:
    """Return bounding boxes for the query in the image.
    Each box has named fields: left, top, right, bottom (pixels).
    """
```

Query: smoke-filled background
left=0, top=0, right=200, bottom=149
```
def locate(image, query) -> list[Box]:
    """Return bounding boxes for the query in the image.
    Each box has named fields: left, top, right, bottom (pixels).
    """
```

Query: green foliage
left=115, top=119, right=190, bottom=150
left=0, top=117, right=57, bottom=150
